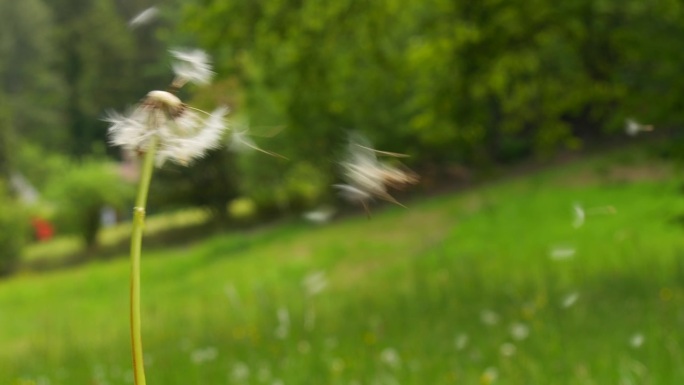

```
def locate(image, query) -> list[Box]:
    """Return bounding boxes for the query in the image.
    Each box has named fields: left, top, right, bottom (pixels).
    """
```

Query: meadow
left=3, top=146, right=684, bottom=385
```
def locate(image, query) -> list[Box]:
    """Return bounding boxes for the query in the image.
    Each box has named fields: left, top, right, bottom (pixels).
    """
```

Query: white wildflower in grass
left=170, top=48, right=214, bottom=87
left=335, top=133, right=418, bottom=215
left=561, top=291, right=580, bottom=308
left=129, top=7, right=159, bottom=28
left=625, top=118, right=654, bottom=136
left=510, top=322, right=530, bottom=341
left=630, top=333, right=645, bottom=348
left=480, top=309, right=500, bottom=326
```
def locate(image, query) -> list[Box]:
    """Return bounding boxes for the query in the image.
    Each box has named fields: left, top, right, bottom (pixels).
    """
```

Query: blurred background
left=2, top=0, right=684, bottom=384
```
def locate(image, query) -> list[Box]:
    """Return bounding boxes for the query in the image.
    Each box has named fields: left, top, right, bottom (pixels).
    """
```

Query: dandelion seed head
left=455, top=333, right=469, bottom=350
left=481, top=367, right=499, bottom=385
left=380, top=348, right=402, bottom=369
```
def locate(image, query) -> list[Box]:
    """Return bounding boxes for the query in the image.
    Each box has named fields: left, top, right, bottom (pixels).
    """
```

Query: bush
left=46, top=160, right=134, bottom=251
left=0, top=182, right=30, bottom=275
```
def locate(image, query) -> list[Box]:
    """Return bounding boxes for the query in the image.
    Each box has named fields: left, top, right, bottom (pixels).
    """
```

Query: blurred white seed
left=190, top=346, right=218, bottom=365
left=549, top=245, right=576, bottom=261
left=572, top=203, right=586, bottom=228
left=562, top=292, right=580, bottom=308
left=380, top=348, right=402, bottom=369
left=170, top=48, right=214, bottom=86
left=499, top=342, right=517, bottom=357
left=303, top=207, right=336, bottom=224
left=302, top=270, right=328, bottom=296
left=454, top=333, right=469, bottom=350
left=630, top=333, right=645, bottom=348
left=480, top=309, right=500, bottom=326
left=129, top=6, right=159, bottom=28
left=231, top=361, right=250, bottom=382
left=625, top=118, right=654, bottom=136
left=510, top=322, right=530, bottom=341
left=481, top=367, right=499, bottom=385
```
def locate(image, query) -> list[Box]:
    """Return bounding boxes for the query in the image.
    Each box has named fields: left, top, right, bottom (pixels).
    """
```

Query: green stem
left=130, top=137, right=159, bottom=385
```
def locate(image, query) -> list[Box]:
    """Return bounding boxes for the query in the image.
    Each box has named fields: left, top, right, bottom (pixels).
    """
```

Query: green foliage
left=181, top=0, right=684, bottom=168
left=46, top=160, right=134, bottom=249
left=0, top=182, right=30, bottom=275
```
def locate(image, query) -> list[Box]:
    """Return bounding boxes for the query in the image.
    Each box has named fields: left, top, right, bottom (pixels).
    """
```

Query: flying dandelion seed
left=510, top=323, right=530, bottom=341
left=572, top=203, right=616, bottom=228
left=480, top=309, right=500, bottom=326
left=190, top=346, right=218, bottom=365
left=499, top=343, right=517, bottom=357
left=562, top=292, right=579, bottom=308
left=549, top=245, right=576, bottom=261
left=630, top=333, right=645, bottom=348
left=625, top=118, right=654, bottom=136
left=455, top=333, right=469, bottom=351
left=303, top=207, right=336, bottom=224
left=335, top=133, right=418, bottom=214
left=169, top=48, right=214, bottom=87
left=380, top=348, right=402, bottom=369
left=572, top=203, right=585, bottom=228
left=129, top=7, right=159, bottom=28
left=302, top=270, right=328, bottom=296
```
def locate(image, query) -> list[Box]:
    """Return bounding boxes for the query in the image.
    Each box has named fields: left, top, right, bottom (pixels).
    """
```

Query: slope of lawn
left=2, top=147, right=684, bottom=385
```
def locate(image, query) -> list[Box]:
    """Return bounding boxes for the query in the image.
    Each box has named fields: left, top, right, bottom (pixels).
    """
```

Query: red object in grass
left=31, top=217, right=54, bottom=241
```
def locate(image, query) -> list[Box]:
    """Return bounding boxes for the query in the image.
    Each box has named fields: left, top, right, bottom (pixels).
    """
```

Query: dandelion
left=454, top=333, right=469, bottom=350
left=231, top=361, right=251, bottom=382
left=625, top=118, right=654, bottom=136
left=105, top=48, right=227, bottom=385
left=380, top=348, right=402, bottom=369
left=334, top=133, right=418, bottom=214
left=481, top=367, right=498, bottom=385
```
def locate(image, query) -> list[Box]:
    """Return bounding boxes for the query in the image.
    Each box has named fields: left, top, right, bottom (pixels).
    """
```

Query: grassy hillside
left=3, top=147, right=684, bottom=385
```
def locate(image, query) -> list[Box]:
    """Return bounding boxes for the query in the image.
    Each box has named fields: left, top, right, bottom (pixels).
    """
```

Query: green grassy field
left=3, top=148, right=684, bottom=385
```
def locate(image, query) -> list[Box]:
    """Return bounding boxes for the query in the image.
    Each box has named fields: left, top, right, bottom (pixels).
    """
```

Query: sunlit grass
left=4, top=147, right=684, bottom=384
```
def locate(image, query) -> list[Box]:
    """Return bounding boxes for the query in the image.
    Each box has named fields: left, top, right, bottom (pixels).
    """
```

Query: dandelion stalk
left=129, top=135, right=158, bottom=385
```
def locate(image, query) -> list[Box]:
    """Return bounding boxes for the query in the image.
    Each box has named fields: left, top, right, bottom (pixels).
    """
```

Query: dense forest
left=1, top=0, right=683, bottom=270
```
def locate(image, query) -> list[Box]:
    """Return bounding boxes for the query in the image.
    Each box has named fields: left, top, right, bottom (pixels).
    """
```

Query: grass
left=3, top=146, right=684, bottom=384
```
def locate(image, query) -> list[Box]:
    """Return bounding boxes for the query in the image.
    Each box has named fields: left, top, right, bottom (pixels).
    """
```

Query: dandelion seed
left=454, top=333, right=469, bottom=350
left=380, top=348, right=402, bottom=369
left=226, top=123, right=286, bottom=159
left=480, top=309, right=500, bottom=326
left=190, top=346, right=218, bottom=365
left=562, top=292, right=579, bottom=308
left=303, top=207, right=336, bottom=224
left=572, top=203, right=585, bottom=228
left=231, top=361, right=250, bottom=382
left=170, top=48, right=214, bottom=87
left=499, top=342, right=516, bottom=357
left=335, top=133, right=418, bottom=213
left=630, top=333, right=645, bottom=348
left=510, top=322, right=530, bottom=341
left=481, top=367, right=499, bottom=385
left=302, top=270, right=328, bottom=296
left=550, top=245, right=576, bottom=261
left=129, top=7, right=159, bottom=28
left=625, top=118, right=654, bottom=136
